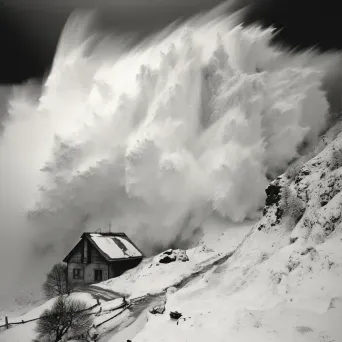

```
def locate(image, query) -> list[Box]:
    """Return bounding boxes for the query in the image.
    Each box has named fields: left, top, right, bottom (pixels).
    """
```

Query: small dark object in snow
left=163, top=249, right=173, bottom=255
left=150, top=303, right=165, bottom=315
left=300, top=168, right=311, bottom=176
left=289, top=237, right=298, bottom=244
left=321, top=200, right=328, bottom=207
left=159, top=255, right=176, bottom=264
left=275, top=207, right=284, bottom=224
left=170, top=311, right=182, bottom=320
left=177, top=317, right=186, bottom=325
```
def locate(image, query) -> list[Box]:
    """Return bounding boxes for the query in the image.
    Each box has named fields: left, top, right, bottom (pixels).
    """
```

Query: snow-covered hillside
left=116, top=119, right=342, bottom=342
left=0, top=220, right=252, bottom=341
left=2, top=126, right=342, bottom=341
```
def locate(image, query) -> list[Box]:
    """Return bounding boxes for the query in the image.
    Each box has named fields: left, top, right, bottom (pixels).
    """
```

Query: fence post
left=5, top=316, right=9, bottom=329
left=96, top=298, right=100, bottom=306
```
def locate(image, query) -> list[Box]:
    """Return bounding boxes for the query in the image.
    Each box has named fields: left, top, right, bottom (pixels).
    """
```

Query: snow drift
left=0, top=7, right=340, bottom=295
left=127, top=112, right=342, bottom=342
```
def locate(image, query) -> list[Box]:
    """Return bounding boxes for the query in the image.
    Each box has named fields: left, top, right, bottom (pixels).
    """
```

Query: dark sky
left=0, top=0, right=225, bottom=84
left=241, top=0, right=342, bottom=52
left=0, top=0, right=341, bottom=84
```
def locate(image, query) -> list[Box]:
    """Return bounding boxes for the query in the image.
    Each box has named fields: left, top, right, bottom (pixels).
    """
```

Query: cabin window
left=73, top=268, right=84, bottom=279
left=94, top=269, right=103, bottom=282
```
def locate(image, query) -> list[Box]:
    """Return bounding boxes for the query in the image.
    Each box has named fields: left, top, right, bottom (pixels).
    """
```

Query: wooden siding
left=90, top=243, right=107, bottom=264
left=68, top=262, right=109, bottom=285
left=68, top=241, right=84, bottom=263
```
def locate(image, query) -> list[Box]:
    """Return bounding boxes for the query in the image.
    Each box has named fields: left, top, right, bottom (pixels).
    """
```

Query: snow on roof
left=89, top=233, right=143, bottom=259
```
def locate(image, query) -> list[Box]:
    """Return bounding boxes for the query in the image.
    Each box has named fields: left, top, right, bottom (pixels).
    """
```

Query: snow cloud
left=0, top=8, right=340, bottom=295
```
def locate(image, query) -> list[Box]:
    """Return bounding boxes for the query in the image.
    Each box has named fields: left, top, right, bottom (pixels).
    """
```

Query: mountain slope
left=3, top=120, right=342, bottom=342
left=1, top=123, right=341, bottom=341
left=129, top=119, right=342, bottom=342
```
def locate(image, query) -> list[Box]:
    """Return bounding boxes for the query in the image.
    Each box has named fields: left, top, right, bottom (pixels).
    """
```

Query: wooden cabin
left=63, top=232, right=144, bottom=286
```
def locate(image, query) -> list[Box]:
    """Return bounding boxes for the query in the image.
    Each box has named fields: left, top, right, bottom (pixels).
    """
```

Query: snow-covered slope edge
left=131, top=121, right=342, bottom=342
left=2, top=121, right=342, bottom=341
left=0, top=222, right=252, bottom=342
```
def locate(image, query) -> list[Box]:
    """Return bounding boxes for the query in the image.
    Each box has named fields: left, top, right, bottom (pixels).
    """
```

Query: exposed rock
left=150, top=303, right=166, bottom=315
left=170, top=311, right=182, bottom=320
left=265, top=181, right=282, bottom=207
left=159, top=255, right=176, bottom=264
left=158, top=249, right=189, bottom=264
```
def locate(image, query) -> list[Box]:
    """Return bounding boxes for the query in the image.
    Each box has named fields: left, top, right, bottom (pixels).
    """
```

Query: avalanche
left=0, top=5, right=341, bottom=327
left=21, top=10, right=336, bottom=259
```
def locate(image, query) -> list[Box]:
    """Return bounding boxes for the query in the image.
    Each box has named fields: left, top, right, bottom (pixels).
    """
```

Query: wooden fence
left=0, top=296, right=135, bottom=332
left=0, top=300, right=100, bottom=330
left=0, top=293, right=152, bottom=340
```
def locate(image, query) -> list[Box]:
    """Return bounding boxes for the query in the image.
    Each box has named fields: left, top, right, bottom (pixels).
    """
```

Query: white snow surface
left=90, top=234, right=143, bottom=259
left=128, top=121, right=342, bottom=342
left=0, top=220, right=252, bottom=342
left=94, top=219, right=254, bottom=299
left=0, top=293, right=96, bottom=342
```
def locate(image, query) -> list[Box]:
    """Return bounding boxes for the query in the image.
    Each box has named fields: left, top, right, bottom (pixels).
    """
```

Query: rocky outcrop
left=158, top=249, right=189, bottom=264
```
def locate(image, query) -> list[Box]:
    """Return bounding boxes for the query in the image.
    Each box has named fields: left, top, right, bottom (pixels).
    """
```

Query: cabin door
left=94, top=269, right=103, bottom=282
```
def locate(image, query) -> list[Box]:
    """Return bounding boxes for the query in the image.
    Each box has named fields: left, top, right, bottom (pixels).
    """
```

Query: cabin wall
left=84, top=239, right=88, bottom=264
left=85, top=263, right=109, bottom=284
left=90, top=247, right=104, bottom=264
left=109, top=258, right=143, bottom=278
left=67, top=262, right=109, bottom=286
left=68, top=242, right=84, bottom=263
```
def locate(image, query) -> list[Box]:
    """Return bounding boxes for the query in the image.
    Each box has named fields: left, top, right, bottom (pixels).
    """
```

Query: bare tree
left=42, top=263, right=70, bottom=299
left=35, top=296, right=93, bottom=342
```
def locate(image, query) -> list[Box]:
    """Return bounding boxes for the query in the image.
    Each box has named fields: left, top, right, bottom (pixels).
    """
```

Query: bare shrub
left=35, top=296, right=93, bottom=342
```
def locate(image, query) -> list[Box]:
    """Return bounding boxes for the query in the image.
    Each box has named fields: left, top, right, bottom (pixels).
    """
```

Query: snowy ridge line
left=0, top=301, right=100, bottom=330
left=127, top=251, right=235, bottom=301
left=168, top=251, right=234, bottom=291
left=92, top=252, right=236, bottom=339
left=87, top=251, right=237, bottom=339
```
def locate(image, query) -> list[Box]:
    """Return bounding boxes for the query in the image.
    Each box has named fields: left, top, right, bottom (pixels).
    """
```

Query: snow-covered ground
left=2, top=128, right=342, bottom=341
left=0, top=293, right=96, bottom=342
left=96, top=219, right=254, bottom=299
left=0, top=220, right=253, bottom=342
left=0, top=288, right=44, bottom=322
left=128, top=120, right=342, bottom=342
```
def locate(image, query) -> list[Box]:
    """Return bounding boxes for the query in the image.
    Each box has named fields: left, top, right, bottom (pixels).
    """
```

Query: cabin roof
left=63, top=232, right=144, bottom=263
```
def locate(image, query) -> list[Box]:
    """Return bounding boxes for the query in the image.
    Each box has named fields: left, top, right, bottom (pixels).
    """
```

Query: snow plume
left=0, top=8, right=339, bottom=293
